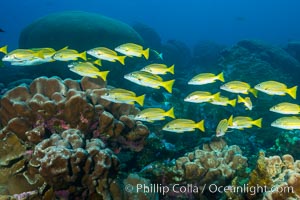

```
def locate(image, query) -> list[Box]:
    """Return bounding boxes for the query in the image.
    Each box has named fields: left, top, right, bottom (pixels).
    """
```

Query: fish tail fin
left=93, top=59, right=102, bottom=66
left=0, top=45, right=8, bottom=54
left=228, top=115, right=233, bottom=126
left=136, top=94, right=145, bottom=106
left=35, top=51, right=45, bottom=59
left=117, top=56, right=126, bottom=65
left=165, top=107, right=175, bottom=119
left=287, top=86, right=298, bottom=99
left=237, top=95, right=244, bottom=103
left=249, top=88, right=258, bottom=98
left=217, top=72, right=225, bottom=82
left=212, top=92, right=221, bottom=101
left=79, top=51, right=87, bottom=61
left=97, top=71, right=109, bottom=81
left=252, top=118, right=262, bottom=128
left=162, top=79, right=175, bottom=93
left=158, top=53, right=163, bottom=60
left=229, top=99, right=237, bottom=107
left=143, top=48, right=150, bottom=59
left=195, top=120, right=205, bottom=132
left=168, top=64, right=175, bottom=74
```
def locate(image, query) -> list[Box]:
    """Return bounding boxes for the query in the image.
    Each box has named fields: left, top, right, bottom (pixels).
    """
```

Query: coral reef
left=245, top=151, right=300, bottom=200
left=0, top=76, right=149, bottom=198
left=285, top=41, right=300, bottom=63
left=19, top=11, right=143, bottom=51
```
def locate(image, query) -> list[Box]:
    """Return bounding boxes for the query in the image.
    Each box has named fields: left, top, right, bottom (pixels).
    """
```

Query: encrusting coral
left=246, top=151, right=300, bottom=200
left=0, top=76, right=149, bottom=198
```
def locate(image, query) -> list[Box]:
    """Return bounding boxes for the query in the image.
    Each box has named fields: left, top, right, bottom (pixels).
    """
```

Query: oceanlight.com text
left=124, top=183, right=295, bottom=196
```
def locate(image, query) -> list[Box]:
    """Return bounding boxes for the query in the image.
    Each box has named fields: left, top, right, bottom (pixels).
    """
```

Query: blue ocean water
left=1, top=1, right=300, bottom=199
left=1, top=0, right=300, bottom=48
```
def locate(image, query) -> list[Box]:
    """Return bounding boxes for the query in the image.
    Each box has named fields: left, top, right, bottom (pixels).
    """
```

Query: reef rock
left=220, top=39, right=300, bottom=84
left=286, top=41, right=300, bottom=63
left=19, top=11, right=144, bottom=51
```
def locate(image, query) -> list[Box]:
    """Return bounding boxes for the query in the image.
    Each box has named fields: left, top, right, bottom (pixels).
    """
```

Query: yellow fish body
left=87, top=47, right=126, bottom=65
left=68, top=62, right=109, bottom=80
left=115, top=43, right=149, bottom=59
left=188, top=72, right=224, bottom=85
left=124, top=71, right=175, bottom=93
left=254, top=81, right=297, bottom=99
left=0, top=45, right=8, bottom=54
left=101, top=88, right=145, bottom=106
left=229, top=116, right=262, bottom=130
left=270, top=102, right=300, bottom=114
left=271, top=116, right=300, bottom=130
left=216, top=118, right=229, bottom=137
left=210, top=96, right=236, bottom=107
left=220, top=81, right=257, bottom=97
left=184, top=91, right=220, bottom=103
left=134, top=107, right=175, bottom=122
left=2, top=49, right=44, bottom=62
left=54, top=49, right=86, bottom=61
left=141, top=63, right=174, bottom=75
left=237, top=95, right=253, bottom=110
left=162, top=119, right=205, bottom=133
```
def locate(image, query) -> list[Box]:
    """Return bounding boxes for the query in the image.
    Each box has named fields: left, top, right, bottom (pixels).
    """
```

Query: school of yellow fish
left=0, top=43, right=299, bottom=136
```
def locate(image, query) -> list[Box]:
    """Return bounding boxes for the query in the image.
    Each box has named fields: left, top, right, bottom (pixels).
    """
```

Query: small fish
left=2, top=49, right=44, bottom=62
left=220, top=81, right=257, bottom=97
left=216, top=119, right=229, bottom=137
left=184, top=91, right=220, bottom=103
left=101, top=88, right=145, bottom=106
left=254, top=81, right=297, bottom=99
left=115, top=43, right=150, bottom=59
left=53, top=49, right=86, bottom=61
left=271, top=116, right=300, bottom=130
left=141, top=63, right=174, bottom=75
left=188, top=72, right=224, bottom=85
left=124, top=71, right=175, bottom=93
left=228, top=116, right=262, bottom=130
left=68, top=62, right=109, bottom=80
left=87, top=47, right=126, bottom=65
left=162, top=119, right=205, bottom=133
left=151, top=49, right=163, bottom=60
left=0, top=45, right=7, bottom=54
left=0, top=28, right=4, bottom=32
left=237, top=95, right=253, bottom=110
left=210, top=96, right=236, bottom=107
left=134, top=107, right=175, bottom=122
left=270, top=102, right=300, bottom=114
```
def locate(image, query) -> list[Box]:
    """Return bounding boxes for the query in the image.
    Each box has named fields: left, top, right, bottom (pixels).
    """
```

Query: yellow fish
left=87, top=47, right=126, bottom=65
left=216, top=118, right=229, bottom=137
left=237, top=95, right=253, bottom=110
left=271, top=116, right=300, bottom=130
left=254, top=81, right=297, bottom=99
left=101, top=88, right=145, bottom=106
left=68, top=62, right=109, bottom=80
left=0, top=45, right=7, bottom=54
left=188, top=72, right=224, bottom=85
left=184, top=91, right=220, bottom=103
left=124, top=71, right=175, bottom=93
left=134, top=107, right=175, bottom=122
left=270, top=102, right=300, bottom=114
left=220, top=81, right=257, bottom=97
left=2, top=49, right=44, bottom=62
left=53, top=49, right=86, bottom=61
left=210, top=96, right=236, bottom=107
left=228, top=116, right=262, bottom=130
left=162, top=119, right=205, bottom=133
left=141, top=63, right=174, bottom=75
left=115, top=43, right=149, bottom=59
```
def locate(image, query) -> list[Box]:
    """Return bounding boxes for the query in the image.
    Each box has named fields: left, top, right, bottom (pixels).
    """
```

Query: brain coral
left=19, top=11, right=144, bottom=51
